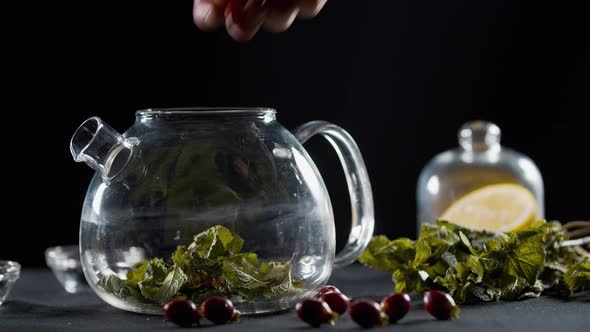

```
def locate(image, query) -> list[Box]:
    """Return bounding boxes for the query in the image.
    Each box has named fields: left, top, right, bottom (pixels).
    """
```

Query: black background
left=6, top=0, right=589, bottom=267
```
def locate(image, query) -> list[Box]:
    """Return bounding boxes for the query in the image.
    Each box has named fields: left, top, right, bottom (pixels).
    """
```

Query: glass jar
left=416, top=121, right=544, bottom=232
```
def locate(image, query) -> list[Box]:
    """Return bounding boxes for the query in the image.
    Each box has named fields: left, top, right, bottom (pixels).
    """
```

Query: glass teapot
left=70, top=108, right=374, bottom=315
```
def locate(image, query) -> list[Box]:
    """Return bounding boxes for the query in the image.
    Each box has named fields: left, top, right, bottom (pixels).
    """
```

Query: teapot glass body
left=71, top=108, right=374, bottom=314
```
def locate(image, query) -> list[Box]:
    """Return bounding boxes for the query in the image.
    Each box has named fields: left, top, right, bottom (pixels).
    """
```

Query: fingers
left=193, top=0, right=328, bottom=42
left=225, top=0, right=268, bottom=42
left=263, top=2, right=299, bottom=33
left=193, top=0, right=228, bottom=31
left=262, top=0, right=325, bottom=33
left=296, top=0, right=327, bottom=18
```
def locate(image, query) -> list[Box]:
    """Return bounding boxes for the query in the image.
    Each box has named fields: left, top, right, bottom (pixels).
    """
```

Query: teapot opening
left=70, top=117, right=99, bottom=162
left=136, top=107, right=276, bottom=121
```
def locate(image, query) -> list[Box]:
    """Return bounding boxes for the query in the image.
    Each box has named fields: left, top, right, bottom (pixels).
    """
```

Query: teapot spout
left=70, top=117, right=135, bottom=180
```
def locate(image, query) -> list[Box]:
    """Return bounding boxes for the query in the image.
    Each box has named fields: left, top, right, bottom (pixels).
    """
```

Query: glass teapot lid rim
left=136, top=107, right=276, bottom=117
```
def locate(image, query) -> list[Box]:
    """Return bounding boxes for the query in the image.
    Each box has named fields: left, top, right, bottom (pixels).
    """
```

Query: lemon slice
left=440, top=183, right=538, bottom=232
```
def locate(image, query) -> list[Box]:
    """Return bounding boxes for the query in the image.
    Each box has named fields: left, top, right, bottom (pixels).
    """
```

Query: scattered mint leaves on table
left=564, top=259, right=590, bottom=294
left=359, top=220, right=589, bottom=303
left=97, top=225, right=302, bottom=305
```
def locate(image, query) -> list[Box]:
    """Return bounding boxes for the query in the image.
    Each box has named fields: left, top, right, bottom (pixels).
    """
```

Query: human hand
left=193, top=0, right=327, bottom=42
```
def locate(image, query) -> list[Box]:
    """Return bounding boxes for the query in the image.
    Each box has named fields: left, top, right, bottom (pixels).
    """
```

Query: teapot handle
left=293, top=121, right=374, bottom=268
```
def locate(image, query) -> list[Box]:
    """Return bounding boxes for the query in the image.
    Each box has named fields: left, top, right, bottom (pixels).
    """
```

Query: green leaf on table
left=441, top=252, right=458, bottom=269
left=539, top=221, right=579, bottom=287
left=565, top=258, right=590, bottom=294
left=459, top=231, right=477, bottom=255
left=466, top=255, right=484, bottom=283
left=393, top=268, right=423, bottom=293
left=504, top=230, right=545, bottom=284
left=420, top=221, right=461, bottom=245
left=413, top=239, right=432, bottom=266
left=358, top=236, right=415, bottom=272
left=360, top=219, right=588, bottom=303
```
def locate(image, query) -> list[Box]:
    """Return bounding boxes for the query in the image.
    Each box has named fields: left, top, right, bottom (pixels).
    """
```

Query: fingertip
left=212, top=0, right=230, bottom=6
left=263, top=7, right=299, bottom=33
left=193, top=0, right=212, bottom=30
left=224, top=0, right=267, bottom=42
left=193, top=0, right=225, bottom=31
left=225, top=14, right=259, bottom=42
left=298, top=0, right=327, bottom=18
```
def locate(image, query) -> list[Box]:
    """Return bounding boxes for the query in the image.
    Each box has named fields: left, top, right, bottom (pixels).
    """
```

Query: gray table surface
left=1, top=264, right=589, bottom=331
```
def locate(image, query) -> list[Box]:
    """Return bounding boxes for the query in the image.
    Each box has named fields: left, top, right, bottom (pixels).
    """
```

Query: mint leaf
left=190, top=225, right=244, bottom=258
left=260, top=257, right=301, bottom=298
left=144, top=258, right=171, bottom=281
left=540, top=221, right=578, bottom=287
left=190, top=225, right=225, bottom=256
left=223, top=258, right=268, bottom=292
left=505, top=229, right=545, bottom=284
left=358, top=236, right=415, bottom=272
left=459, top=231, right=477, bottom=255
left=135, top=258, right=175, bottom=304
left=171, top=246, right=190, bottom=269
left=393, top=268, right=423, bottom=293
left=227, top=236, right=244, bottom=255
left=97, top=225, right=302, bottom=306
left=97, top=275, right=128, bottom=297
left=413, top=239, right=432, bottom=266
left=220, top=254, right=301, bottom=302
left=441, top=252, right=458, bottom=268
left=420, top=222, right=461, bottom=245
left=565, top=258, right=590, bottom=294
left=466, top=256, right=484, bottom=283
left=126, top=261, right=149, bottom=288
left=157, top=266, right=188, bottom=304
left=360, top=219, right=586, bottom=303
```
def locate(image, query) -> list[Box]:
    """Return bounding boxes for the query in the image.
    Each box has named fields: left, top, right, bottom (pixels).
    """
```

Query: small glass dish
left=0, top=260, right=21, bottom=305
left=45, top=245, right=89, bottom=294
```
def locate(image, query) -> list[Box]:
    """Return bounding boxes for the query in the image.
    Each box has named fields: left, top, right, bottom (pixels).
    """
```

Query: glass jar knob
left=458, top=121, right=501, bottom=152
